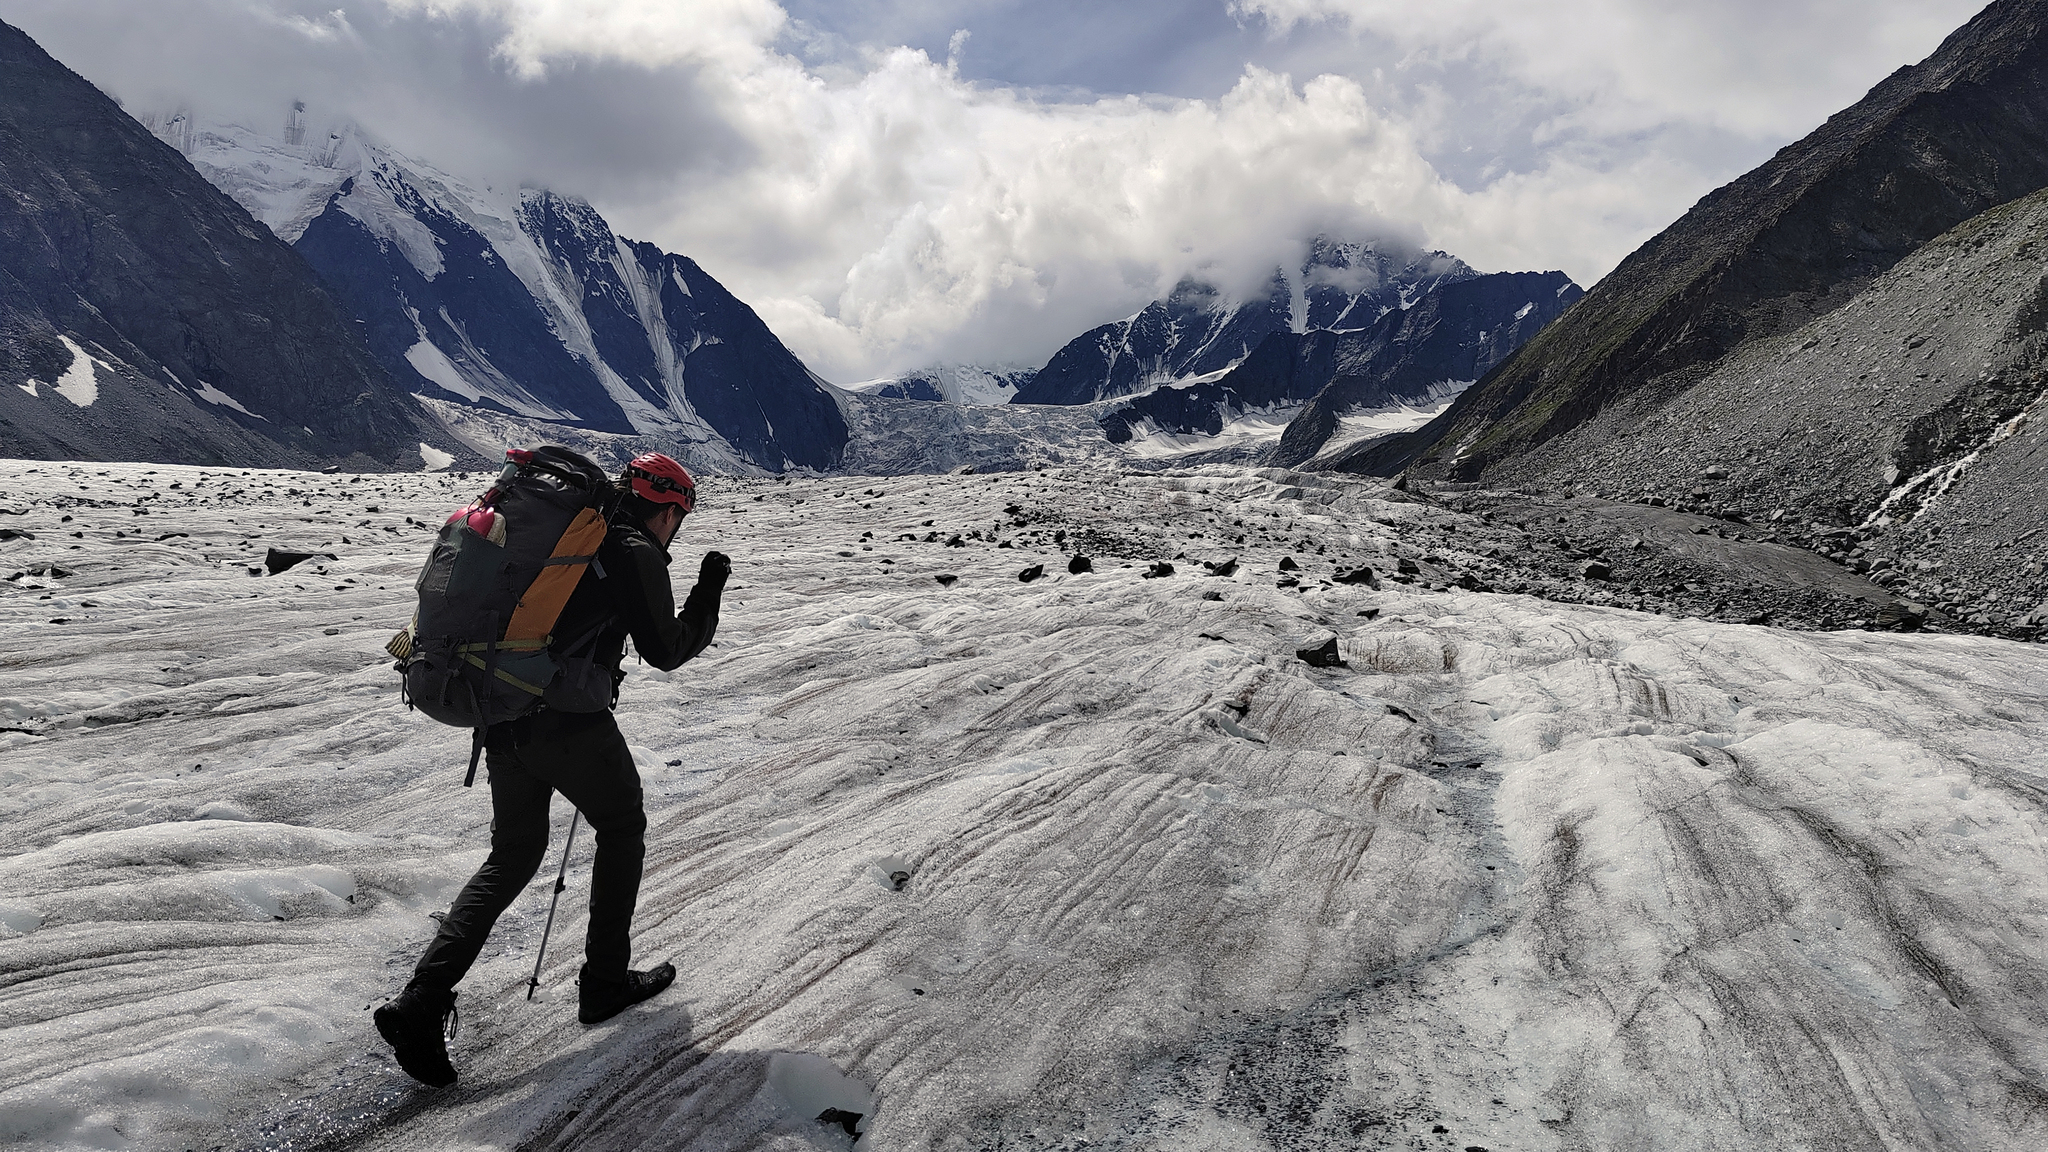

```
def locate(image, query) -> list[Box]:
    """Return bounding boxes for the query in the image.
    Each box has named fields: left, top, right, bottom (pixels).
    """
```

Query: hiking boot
left=374, top=986, right=458, bottom=1086
left=578, top=962, right=676, bottom=1025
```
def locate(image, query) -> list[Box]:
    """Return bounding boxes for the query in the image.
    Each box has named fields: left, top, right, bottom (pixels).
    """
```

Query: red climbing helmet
left=622, top=453, right=696, bottom=514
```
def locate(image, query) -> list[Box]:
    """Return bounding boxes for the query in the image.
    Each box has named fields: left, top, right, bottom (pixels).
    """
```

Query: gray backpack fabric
left=387, top=446, right=615, bottom=783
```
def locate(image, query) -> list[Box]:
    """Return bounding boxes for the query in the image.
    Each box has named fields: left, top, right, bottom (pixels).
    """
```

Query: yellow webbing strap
left=503, top=507, right=608, bottom=642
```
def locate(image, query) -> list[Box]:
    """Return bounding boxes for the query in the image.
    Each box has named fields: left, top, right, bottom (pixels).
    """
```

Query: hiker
left=375, top=452, right=729, bottom=1086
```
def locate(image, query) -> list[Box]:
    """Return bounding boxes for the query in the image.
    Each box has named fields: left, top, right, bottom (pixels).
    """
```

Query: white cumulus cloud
left=371, top=0, right=1689, bottom=379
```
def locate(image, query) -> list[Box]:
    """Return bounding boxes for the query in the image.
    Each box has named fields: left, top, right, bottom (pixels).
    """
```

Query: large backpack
left=387, top=446, right=618, bottom=785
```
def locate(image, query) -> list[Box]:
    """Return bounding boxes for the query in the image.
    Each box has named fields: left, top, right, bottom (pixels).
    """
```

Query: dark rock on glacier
left=815, top=1108, right=864, bottom=1137
left=1296, top=637, right=1346, bottom=668
left=0, top=20, right=460, bottom=469
left=1875, top=601, right=1929, bottom=631
left=263, top=548, right=335, bottom=575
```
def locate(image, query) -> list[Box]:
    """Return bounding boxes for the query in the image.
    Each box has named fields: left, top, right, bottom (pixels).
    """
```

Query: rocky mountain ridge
left=0, top=20, right=461, bottom=470
left=1341, top=0, right=2048, bottom=485
left=1313, top=0, right=2048, bottom=640
left=1268, top=271, right=1583, bottom=466
left=1492, top=184, right=2048, bottom=635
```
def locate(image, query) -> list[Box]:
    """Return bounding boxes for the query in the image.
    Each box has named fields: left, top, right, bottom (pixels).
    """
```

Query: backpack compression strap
left=503, top=507, right=609, bottom=643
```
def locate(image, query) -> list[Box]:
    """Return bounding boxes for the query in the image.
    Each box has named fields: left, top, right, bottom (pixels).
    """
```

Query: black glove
left=698, top=550, right=731, bottom=592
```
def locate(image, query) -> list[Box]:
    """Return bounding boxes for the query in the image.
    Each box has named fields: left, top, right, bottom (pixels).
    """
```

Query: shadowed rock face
left=1269, top=271, right=1582, bottom=466
left=857, top=364, right=1036, bottom=405
left=1338, top=0, right=2048, bottom=481
left=0, top=19, right=455, bottom=469
left=867, top=377, right=947, bottom=402
left=629, top=245, right=850, bottom=472
left=1018, top=275, right=1295, bottom=407
left=293, top=185, right=636, bottom=432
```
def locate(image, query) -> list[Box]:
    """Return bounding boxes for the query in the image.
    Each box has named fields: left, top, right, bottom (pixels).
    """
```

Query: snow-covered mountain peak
left=1298, top=234, right=1475, bottom=330
left=1015, top=234, right=1481, bottom=406
left=147, top=110, right=847, bottom=470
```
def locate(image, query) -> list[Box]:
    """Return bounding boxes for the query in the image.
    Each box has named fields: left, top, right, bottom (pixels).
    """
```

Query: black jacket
left=505, top=519, right=720, bottom=741
left=555, top=519, right=721, bottom=673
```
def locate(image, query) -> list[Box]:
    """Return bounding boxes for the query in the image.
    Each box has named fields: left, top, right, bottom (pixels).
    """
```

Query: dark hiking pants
left=409, top=713, right=647, bottom=993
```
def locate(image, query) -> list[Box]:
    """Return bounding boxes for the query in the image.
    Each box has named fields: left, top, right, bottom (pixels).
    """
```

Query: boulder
left=1296, top=637, right=1347, bottom=668
left=1875, top=600, right=1929, bottom=631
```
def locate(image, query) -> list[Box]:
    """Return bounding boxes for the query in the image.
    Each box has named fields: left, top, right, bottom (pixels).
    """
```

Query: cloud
left=269, top=7, right=356, bottom=43
left=1231, top=0, right=1984, bottom=141
left=383, top=0, right=787, bottom=77
left=345, top=0, right=1585, bottom=377
left=673, top=59, right=1462, bottom=378
left=0, top=0, right=1987, bottom=382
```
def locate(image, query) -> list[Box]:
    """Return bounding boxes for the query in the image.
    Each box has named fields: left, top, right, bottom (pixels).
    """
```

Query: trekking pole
left=526, top=811, right=581, bottom=1001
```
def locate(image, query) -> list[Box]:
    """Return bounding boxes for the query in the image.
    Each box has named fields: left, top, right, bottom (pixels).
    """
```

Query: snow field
left=1, top=459, right=2046, bottom=1150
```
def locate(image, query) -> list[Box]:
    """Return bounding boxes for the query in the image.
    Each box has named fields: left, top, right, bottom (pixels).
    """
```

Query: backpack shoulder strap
left=503, top=507, right=610, bottom=643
